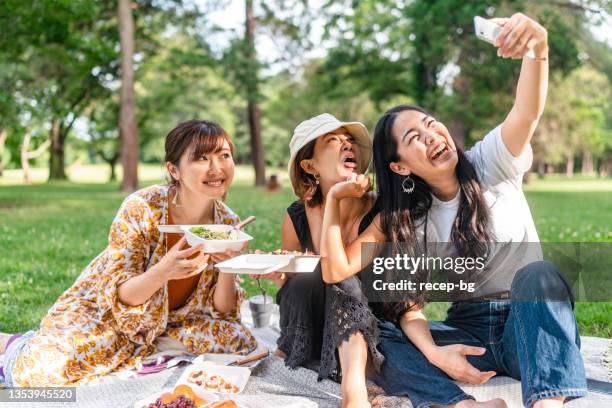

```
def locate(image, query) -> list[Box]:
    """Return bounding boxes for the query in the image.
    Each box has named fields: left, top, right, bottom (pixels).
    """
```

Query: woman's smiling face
left=390, top=109, right=458, bottom=179
left=175, top=138, right=235, bottom=200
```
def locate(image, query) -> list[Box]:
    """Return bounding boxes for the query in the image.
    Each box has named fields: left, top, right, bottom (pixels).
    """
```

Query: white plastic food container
left=180, top=225, right=253, bottom=253
left=176, top=364, right=251, bottom=395
left=215, top=254, right=320, bottom=275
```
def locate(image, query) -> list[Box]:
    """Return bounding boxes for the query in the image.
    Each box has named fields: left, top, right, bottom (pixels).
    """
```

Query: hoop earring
left=402, top=176, right=414, bottom=194
left=172, top=182, right=182, bottom=207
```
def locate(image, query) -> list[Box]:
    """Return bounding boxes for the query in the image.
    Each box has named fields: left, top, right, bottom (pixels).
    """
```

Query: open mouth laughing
left=428, top=141, right=451, bottom=162
left=342, top=153, right=358, bottom=170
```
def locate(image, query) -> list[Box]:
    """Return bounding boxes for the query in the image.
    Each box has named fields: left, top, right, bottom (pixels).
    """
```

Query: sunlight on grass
left=0, top=164, right=290, bottom=186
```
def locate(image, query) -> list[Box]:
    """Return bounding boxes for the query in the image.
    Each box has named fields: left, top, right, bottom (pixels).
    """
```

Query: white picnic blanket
left=2, top=302, right=611, bottom=407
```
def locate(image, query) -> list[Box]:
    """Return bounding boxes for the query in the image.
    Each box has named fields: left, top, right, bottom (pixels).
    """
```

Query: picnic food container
left=179, top=225, right=253, bottom=253
left=133, top=383, right=218, bottom=408
left=215, top=254, right=320, bottom=275
left=177, top=364, right=251, bottom=395
left=192, top=349, right=269, bottom=369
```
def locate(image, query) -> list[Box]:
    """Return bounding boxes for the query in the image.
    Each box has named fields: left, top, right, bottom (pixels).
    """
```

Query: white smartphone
left=474, top=16, right=501, bottom=45
left=473, top=16, right=535, bottom=59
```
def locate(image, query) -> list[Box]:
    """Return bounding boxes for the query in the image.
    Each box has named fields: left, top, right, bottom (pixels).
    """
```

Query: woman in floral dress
left=0, top=119, right=257, bottom=386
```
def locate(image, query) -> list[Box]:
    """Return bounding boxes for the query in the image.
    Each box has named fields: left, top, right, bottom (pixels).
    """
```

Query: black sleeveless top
left=287, top=198, right=379, bottom=252
left=277, top=198, right=382, bottom=381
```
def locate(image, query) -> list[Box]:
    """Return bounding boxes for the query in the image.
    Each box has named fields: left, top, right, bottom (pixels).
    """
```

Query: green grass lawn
left=0, top=170, right=610, bottom=337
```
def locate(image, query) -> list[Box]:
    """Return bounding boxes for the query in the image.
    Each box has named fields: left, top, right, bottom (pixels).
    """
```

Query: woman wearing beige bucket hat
left=259, top=113, right=383, bottom=407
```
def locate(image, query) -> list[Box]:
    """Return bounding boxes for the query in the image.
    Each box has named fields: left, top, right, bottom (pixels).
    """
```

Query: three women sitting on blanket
left=0, top=120, right=257, bottom=386
left=273, top=13, right=586, bottom=408
left=0, top=13, right=587, bottom=408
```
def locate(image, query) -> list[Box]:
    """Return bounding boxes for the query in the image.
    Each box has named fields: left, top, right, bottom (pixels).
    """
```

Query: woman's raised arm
left=320, top=175, right=385, bottom=284
left=494, top=13, right=549, bottom=157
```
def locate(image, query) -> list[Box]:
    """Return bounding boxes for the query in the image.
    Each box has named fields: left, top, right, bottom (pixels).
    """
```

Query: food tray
left=215, top=254, right=320, bottom=274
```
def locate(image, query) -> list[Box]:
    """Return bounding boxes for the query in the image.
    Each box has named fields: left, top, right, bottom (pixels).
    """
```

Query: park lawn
left=0, top=176, right=610, bottom=337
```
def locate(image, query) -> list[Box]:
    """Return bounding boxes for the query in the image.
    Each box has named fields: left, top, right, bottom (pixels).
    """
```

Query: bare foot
left=533, top=397, right=564, bottom=408
left=449, top=398, right=508, bottom=408
left=342, top=383, right=371, bottom=408
left=273, top=348, right=286, bottom=359
left=343, top=394, right=371, bottom=408
left=0, top=332, right=14, bottom=354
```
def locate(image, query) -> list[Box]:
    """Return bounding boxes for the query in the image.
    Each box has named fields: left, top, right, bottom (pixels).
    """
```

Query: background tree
left=245, top=0, right=266, bottom=186
left=0, top=0, right=119, bottom=180
left=118, top=0, right=139, bottom=192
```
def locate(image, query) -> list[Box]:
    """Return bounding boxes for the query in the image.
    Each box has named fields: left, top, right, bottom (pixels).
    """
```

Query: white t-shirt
left=424, top=125, right=542, bottom=297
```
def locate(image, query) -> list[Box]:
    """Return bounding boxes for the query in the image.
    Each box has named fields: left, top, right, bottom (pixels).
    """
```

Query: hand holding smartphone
left=474, top=16, right=536, bottom=59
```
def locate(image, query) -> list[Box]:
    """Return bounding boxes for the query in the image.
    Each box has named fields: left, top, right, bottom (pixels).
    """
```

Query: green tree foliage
left=0, top=0, right=609, bottom=180
left=0, top=0, right=118, bottom=179
left=319, top=0, right=584, bottom=146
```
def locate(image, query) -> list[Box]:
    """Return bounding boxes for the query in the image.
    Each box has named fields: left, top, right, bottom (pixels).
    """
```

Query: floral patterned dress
left=11, top=184, right=257, bottom=386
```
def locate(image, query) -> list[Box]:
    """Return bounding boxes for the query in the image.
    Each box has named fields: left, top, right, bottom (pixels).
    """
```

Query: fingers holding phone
left=493, top=13, right=547, bottom=59
left=475, top=14, right=547, bottom=60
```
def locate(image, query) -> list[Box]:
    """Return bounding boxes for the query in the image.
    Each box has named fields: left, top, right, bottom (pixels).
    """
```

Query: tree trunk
left=22, top=132, right=51, bottom=183
left=0, top=129, right=6, bottom=177
left=245, top=0, right=266, bottom=186
left=118, top=0, right=139, bottom=192
left=48, top=119, right=67, bottom=180
left=109, top=158, right=118, bottom=181
left=599, top=158, right=612, bottom=177
left=601, top=159, right=612, bottom=177
left=105, top=152, right=120, bottom=182
left=581, top=150, right=593, bottom=174
left=537, top=160, right=546, bottom=179
left=21, top=132, right=31, bottom=183
left=565, top=155, right=574, bottom=177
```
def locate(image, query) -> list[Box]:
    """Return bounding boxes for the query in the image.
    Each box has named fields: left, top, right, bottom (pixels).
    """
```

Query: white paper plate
left=133, top=385, right=218, bottom=408
left=216, top=254, right=319, bottom=274
left=177, top=364, right=251, bottom=395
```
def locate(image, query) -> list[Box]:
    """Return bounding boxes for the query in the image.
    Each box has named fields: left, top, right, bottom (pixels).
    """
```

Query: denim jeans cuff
left=525, top=388, right=587, bottom=407
left=417, top=392, right=474, bottom=408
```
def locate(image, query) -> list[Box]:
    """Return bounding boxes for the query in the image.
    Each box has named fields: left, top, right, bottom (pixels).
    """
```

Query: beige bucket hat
left=288, top=113, right=372, bottom=194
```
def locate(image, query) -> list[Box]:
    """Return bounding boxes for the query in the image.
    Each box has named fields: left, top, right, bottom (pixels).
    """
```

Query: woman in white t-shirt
left=319, top=14, right=586, bottom=408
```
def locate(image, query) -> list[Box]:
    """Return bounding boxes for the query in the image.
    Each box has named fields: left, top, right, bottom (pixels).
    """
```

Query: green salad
left=189, top=226, right=239, bottom=240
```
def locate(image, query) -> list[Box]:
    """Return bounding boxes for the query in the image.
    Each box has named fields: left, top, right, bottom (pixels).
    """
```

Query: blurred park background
left=0, top=1, right=610, bottom=336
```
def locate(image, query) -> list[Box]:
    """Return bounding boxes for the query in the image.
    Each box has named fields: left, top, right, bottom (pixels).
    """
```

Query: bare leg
left=0, top=332, right=14, bottom=354
left=338, top=332, right=370, bottom=408
left=533, top=397, right=565, bottom=408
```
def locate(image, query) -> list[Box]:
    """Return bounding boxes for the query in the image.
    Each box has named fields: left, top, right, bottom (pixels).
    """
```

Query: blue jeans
left=375, top=261, right=587, bottom=408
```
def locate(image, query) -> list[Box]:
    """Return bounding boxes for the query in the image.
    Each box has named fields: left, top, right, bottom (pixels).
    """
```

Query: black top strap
left=358, top=197, right=380, bottom=234
left=287, top=201, right=314, bottom=252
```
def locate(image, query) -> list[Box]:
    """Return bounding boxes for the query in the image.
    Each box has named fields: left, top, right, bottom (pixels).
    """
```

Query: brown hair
left=292, top=139, right=323, bottom=207
left=164, top=119, right=234, bottom=185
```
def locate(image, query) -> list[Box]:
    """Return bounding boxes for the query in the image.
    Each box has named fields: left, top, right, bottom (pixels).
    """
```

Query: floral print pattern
left=12, top=185, right=257, bottom=386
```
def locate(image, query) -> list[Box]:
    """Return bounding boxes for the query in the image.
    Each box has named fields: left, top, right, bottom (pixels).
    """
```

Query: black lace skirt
left=276, top=267, right=383, bottom=382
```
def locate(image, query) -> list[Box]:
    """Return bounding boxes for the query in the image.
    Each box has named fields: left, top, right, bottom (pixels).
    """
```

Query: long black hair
left=372, top=105, right=492, bottom=322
